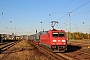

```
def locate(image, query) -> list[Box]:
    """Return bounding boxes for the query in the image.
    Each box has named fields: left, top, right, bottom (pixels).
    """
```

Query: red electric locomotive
left=40, top=29, right=67, bottom=52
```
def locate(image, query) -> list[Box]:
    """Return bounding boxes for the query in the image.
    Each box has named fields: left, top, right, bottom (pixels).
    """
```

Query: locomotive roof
left=36, top=29, right=65, bottom=35
left=49, top=29, right=65, bottom=32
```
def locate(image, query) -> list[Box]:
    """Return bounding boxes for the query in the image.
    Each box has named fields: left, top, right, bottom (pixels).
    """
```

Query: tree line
left=67, top=32, right=90, bottom=40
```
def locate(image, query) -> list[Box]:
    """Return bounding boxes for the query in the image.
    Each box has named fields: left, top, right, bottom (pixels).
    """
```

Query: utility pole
left=66, top=20, right=68, bottom=40
left=68, top=12, right=72, bottom=40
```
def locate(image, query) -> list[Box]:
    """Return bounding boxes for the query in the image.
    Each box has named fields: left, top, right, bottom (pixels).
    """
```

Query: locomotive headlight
left=62, top=40, right=66, bottom=42
left=53, top=40, right=56, bottom=42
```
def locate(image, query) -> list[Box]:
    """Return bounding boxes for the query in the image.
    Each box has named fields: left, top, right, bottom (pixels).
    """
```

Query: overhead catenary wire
left=65, top=9, right=90, bottom=26
left=57, top=0, right=90, bottom=21
left=0, top=4, right=56, bottom=13
left=71, top=0, right=90, bottom=13
left=62, top=9, right=90, bottom=24
left=46, top=0, right=90, bottom=31
left=50, top=0, right=74, bottom=17
left=0, top=1, right=90, bottom=34
left=55, top=0, right=90, bottom=34
left=45, top=0, right=75, bottom=29
left=0, top=0, right=90, bottom=21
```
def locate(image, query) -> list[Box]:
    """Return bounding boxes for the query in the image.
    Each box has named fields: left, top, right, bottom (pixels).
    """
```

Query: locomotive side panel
left=40, top=33, right=50, bottom=47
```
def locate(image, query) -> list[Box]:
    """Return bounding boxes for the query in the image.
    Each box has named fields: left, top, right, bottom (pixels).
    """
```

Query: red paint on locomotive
left=40, top=29, right=67, bottom=52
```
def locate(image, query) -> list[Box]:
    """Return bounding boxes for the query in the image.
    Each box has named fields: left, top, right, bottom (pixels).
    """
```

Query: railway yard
left=0, top=0, right=90, bottom=60
left=0, top=39, right=90, bottom=60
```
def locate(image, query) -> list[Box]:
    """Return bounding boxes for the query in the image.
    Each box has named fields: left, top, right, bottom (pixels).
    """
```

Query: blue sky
left=0, top=0, right=90, bottom=35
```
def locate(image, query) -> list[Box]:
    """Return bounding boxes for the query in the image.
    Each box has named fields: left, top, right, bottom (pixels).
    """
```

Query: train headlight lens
left=53, top=40, right=56, bottom=42
left=62, top=40, right=65, bottom=42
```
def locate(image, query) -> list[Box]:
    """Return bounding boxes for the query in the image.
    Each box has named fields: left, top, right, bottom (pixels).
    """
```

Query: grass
left=2, top=40, right=48, bottom=60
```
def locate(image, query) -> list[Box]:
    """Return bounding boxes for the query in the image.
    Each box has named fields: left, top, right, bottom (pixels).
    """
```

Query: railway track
left=80, top=48, right=90, bottom=53
left=0, top=40, right=20, bottom=60
left=31, top=41, right=90, bottom=60
left=62, top=50, right=90, bottom=60
left=0, top=41, right=19, bottom=54
left=60, top=45, right=90, bottom=60
left=31, top=42, right=76, bottom=60
left=0, top=42, right=9, bottom=46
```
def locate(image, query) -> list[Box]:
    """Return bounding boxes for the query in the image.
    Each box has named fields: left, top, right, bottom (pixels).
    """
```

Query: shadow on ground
left=65, top=45, right=82, bottom=53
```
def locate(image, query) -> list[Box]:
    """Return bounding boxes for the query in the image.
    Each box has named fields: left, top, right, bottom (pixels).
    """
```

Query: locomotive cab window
left=52, top=32, right=58, bottom=37
left=52, top=32, right=65, bottom=37
left=59, top=33, right=64, bottom=37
